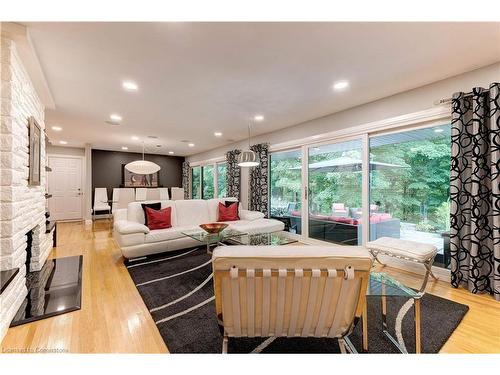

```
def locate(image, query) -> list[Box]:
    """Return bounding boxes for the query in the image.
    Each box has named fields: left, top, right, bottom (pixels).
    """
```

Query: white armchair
left=212, top=245, right=372, bottom=353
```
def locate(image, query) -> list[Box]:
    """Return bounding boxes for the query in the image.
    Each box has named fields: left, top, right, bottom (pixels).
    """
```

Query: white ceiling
left=26, top=22, right=500, bottom=156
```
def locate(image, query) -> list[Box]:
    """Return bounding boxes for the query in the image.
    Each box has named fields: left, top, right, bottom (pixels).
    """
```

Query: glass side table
left=181, top=229, right=247, bottom=253
left=366, top=272, right=423, bottom=353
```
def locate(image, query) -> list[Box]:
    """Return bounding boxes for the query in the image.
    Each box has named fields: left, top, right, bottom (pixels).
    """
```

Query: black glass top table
left=365, top=272, right=423, bottom=353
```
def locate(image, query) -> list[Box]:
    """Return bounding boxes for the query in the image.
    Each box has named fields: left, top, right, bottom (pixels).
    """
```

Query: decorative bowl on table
left=199, top=223, right=228, bottom=234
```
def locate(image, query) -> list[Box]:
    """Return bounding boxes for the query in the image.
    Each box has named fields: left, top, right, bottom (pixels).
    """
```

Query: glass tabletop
left=181, top=229, right=246, bottom=244
left=226, top=231, right=299, bottom=246
left=367, top=272, right=422, bottom=299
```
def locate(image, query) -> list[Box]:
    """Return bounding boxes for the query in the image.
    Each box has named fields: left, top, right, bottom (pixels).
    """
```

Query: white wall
left=187, top=62, right=500, bottom=163
left=46, top=145, right=85, bottom=156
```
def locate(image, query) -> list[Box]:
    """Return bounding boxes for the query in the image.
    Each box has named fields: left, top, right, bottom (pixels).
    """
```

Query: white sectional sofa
left=113, top=198, right=284, bottom=259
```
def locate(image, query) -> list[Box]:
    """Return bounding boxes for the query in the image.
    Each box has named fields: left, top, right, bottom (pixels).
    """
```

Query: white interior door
left=48, top=156, right=83, bottom=221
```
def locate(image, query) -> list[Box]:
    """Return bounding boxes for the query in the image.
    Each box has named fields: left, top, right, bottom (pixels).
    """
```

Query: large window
left=308, top=139, right=363, bottom=245
left=369, top=124, right=451, bottom=268
left=202, top=165, right=214, bottom=199
left=217, top=163, right=227, bottom=198
left=191, top=166, right=201, bottom=199
left=270, top=149, right=302, bottom=234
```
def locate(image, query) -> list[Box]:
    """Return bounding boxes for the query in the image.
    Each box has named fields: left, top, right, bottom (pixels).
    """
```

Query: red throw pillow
left=218, top=202, right=239, bottom=221
left=145, top=207, right=172, bottom=230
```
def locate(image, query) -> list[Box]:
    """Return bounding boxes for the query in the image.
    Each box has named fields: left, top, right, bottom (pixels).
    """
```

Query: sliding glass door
left=369, top=124, right=451, bottom=268
left=202, top=165, right=214, bottom=199
left=217, top=163, right=227, bottom=198
left=269, top=149, right=302, bottom=234
left=307, top=139, right=363, bottom=245
left=191, top=166, right=201, bottom=199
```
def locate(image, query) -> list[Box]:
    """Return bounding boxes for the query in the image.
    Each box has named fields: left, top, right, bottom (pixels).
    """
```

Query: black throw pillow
left=141, top=202, right=161, bottom=226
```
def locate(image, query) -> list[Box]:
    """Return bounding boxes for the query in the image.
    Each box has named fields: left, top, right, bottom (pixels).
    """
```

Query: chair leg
left=338, top=338, right=347, bottom=354
left=222, top=334, right=229, bottom=354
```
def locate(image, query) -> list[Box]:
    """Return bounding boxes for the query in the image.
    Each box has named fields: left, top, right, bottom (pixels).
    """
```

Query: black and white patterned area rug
left=125, top=247, right=469, bottom=354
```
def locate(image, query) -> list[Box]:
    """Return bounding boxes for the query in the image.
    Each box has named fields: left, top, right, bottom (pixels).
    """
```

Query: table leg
left=362, top=301, right=368, bottom=352
left=414, top=298, right=421, bottom=354
left=381, top=280, right=387, bottom=332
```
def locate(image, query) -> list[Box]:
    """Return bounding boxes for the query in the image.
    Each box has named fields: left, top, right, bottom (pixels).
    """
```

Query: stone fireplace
left=0, top=25, right=54, bottom=342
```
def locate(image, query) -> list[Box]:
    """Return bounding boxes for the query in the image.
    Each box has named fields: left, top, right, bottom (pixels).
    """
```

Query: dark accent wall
left=92, top=149, right=184, bottom=200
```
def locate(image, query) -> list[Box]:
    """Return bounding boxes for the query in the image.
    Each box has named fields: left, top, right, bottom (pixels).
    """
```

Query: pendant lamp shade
left=237, top=150, right=260, bottom=167
left=237, top=122, right=260, bottom=167
left=125, top=142, right=161, bottom=175
left=125, top=160, right=161, bottom=174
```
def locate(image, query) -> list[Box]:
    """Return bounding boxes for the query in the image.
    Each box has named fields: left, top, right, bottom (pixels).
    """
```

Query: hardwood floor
left=1, top=221, right=499, bottom=353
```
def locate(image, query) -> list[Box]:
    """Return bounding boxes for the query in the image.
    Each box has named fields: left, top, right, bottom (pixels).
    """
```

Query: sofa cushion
left=218, top=202, right=239, bottom=221
left=141, top=202, right=161, bottom=226
left=226, top=218, right=284, bottom=234
left=239, top=210, right=265, bottom=221
left=174, top=199, right=210, bottom=226
left=207, top=198, right=238, bottom=222
left=128, top=200, right=177, bottom=226
left=145, top=207, right=172, bottom=230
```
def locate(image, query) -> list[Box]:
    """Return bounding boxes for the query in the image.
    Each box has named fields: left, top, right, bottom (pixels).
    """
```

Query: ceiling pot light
left=168, top=151, right=174, bottom=155
left=110, top=114, right=122, bottom=122
left=59, top=141, right=68, bottom=145
left=51, top=126, right=62, bottom=131
left=121, top=146, right=128, bottom=150
left=237, top=123, right=260, bottom=167
left=254, top=115, right=264, bottom=122
left=188, top=143, right=195, bottom=147
left=333, top=80, right=349, bottom=91
left=122, top=80, right=138, bottom=91
left=131, top=136, right=139, bottom=141
left=125, top=142, right=161, bottom=175
left=214, top=132, right=222, bottom=137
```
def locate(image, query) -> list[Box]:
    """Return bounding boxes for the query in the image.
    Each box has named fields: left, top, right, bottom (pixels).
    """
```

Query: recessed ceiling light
left=214, top=132, right=222, bottom=137
left=434, top=128, right=444, bottom=133
left=188, top=143, right=195, bottom=147
left=110, top=114, right=122, bottom=122
left=121, top=146, right=128, bottom=150
left=59, top=141, right=67, bottom=145
left=254, top=115, right=264, bottom=122
left=333, top=80, right=349, bottom=91
left=168, top=151, right=174, bottom=155
left=122, top=80, right=138, bottom=91
left=51, top=126, right=62, bottom=131
left=131, top=136, right=139, bottom=141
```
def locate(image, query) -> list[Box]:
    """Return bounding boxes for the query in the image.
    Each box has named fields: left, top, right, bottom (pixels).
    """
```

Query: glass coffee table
left=365, top=272, right=423, bottom=353
left=225, top=231, right=298, bottom=246
left=181, top=229, right=247, bottom=253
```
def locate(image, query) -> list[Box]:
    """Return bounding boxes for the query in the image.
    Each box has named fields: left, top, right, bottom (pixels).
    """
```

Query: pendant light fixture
left=237, top=122, right=260, bottom=167
left=125, top=141, right=161, bottom=175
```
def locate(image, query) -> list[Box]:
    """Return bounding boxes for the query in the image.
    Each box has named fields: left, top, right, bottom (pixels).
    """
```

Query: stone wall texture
left=0, top=33, right=53, bottom=343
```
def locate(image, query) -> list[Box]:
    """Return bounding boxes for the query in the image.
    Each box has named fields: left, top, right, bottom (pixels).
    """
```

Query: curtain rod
left=434, top=88, right=491, bottom=106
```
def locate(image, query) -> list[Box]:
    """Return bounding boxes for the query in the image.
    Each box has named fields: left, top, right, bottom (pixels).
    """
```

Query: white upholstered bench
left=366, top=237, right=438, bottom=293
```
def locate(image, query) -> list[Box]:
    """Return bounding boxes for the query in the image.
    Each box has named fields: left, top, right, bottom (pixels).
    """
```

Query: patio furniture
left=332, top=203, right=349, bottom=217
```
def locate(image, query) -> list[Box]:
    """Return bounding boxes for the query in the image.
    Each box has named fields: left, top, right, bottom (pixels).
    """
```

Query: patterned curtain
left=226, top=150, right=241, bottom=200
left=249, top=143, right=269, bottom=217
left=182, top=161, right=190, bottom=199
left=450, top=82, right=499, bottom=301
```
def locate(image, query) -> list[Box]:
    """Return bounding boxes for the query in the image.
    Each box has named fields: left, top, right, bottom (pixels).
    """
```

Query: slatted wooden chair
left=212, top=245, right=372, bottom=353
